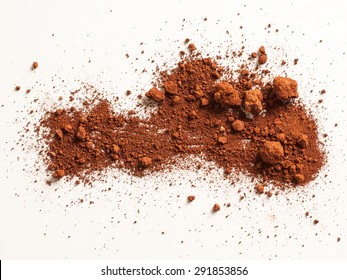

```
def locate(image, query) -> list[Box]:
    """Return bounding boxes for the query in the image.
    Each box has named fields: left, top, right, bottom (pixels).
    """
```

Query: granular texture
left=38, top=47, right=324, bottom=188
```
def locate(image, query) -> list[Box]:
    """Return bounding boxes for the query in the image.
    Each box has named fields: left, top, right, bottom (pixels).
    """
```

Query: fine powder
left=38, top=47, right=324, bottom=189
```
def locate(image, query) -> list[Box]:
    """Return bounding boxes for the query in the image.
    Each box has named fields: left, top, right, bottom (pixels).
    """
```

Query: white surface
left=0, top=0, right=347, bottom=259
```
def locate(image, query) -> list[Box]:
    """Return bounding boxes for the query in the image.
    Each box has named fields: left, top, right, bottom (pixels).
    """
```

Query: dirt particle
left=35, top=45, right=324, bottom=190
left=232, top=120, right=245, bottom=131
left=146, top=87, right=165, bottom=102
left=256, top=184, right=264, bottom=194
left=213, top=82, right=242, bottom=106
left=243, top=89, right=263, bottom=115
left=201, top=98, right=209, bottom=106
left=76, top=126, right=87, bottom=141
left=297, top=134, right=309, bottom=148
left=32, top=61, right=38, bottom=69
left=52, top=169, right=65, bottom=179
left=258, top=54, right=267, bottom=65
left=259, top=141, right=284, bottom=164
left=273, top=76, right=299, bottom=101
left=63, top=124, right=73, bottom=134
left=213, top=204, right=220, bottom=212
left=139, top=157, right=152, bottom=168
left=164, top=81, right=178, bottom=95
left=188, top=43, right=197, bottom=52
left=217, top=136, right=228, bottom=145
left=112, top=144, right=120, bottom=154
left=55, top=129, right=63, bottom=139
left=294, top=174, right=305, bottom=183
left=276, top=133, right=286, bottom=142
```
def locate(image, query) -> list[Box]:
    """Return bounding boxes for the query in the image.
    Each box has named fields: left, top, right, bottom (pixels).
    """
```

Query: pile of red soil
left=38, top=45, right=324, bottom=188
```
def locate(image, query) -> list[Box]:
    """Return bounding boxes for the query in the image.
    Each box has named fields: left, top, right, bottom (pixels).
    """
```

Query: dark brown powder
left=37, top=46, right=324, bottom=189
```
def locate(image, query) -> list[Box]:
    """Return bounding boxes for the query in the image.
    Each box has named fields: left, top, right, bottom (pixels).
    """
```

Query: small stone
left=47, top=163, right=57, bottom=170
left=76, top=126, right=87, bottom=141
left=213, top=204, right=220, bottom=212
left=55, top=109, right=63, bottom=116
left=256, top=184, right=264, bottom=193
left=48, top=152, right=56, bottom=157
left=244, top=89, right=263, bottom=115
left=213, top=82, right=242, bottom=107
left=232, top=120, right=245, bottom=131
left=212, top=71, right=221, bottom=79
left=259, top=141, right=284, bottom=164
left=212, top=203, right=220, bottom=212
left=145, top=87, right=165, bottom=102
left=32, top=61, right=38, bottom=69
left=139, top=157, right=152, bottom=167
left=164, top=81, right=178, bottom=95
left=276, top=133, right=286, bottom=142
left=86, top=141, right=93, bottom=149
left=79, top=116, right=88, bottom=123
left=294, top=174, right=305, bottom=183
left=52, top=169, right=65, bottom=179
left=172, top=96, right=181, bottom=104
left=258, top=54, right=267, bottom=64
left=194, top=89, right=204, bottom=98
left=297, top=134, right=309, bottom=148
left=217, top=136, right=227, bottom=144
left=274, top=118, right=282, bottom=126
left=259, top=46, right=266, bottom=54
left=112, top=144, right=120, bottom=153
left=201, top=98, right=209, bottom=106
left=188, top=110, right=197, bottom=120
left=171, top=132, right=180, bottom=139
left=273, top=76, right=299, bottom=101
left=188, top=43, right=197, bottom=52
left=55, top=129, right=63, bottom=139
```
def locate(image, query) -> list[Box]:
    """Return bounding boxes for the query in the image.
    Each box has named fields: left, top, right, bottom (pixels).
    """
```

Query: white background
left=0, top=0, right=347, bottom=259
